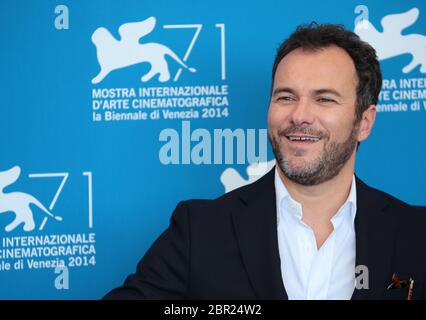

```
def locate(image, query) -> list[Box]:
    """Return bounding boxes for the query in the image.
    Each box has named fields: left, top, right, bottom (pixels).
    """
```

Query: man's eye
left=317, top=97, right=336, bottom=103
left=277, top=96, right=294, bottom=102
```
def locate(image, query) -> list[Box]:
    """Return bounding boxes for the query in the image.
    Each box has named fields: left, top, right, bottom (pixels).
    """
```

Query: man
left=104, top=23, right=426, bottom=300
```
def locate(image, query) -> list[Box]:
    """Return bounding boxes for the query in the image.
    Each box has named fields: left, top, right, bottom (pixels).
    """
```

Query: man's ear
left=357, top=105, right=376, bottom=142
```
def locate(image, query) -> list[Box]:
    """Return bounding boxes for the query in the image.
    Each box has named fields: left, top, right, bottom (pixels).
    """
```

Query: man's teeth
left=287, top=136, right=320, bottom=142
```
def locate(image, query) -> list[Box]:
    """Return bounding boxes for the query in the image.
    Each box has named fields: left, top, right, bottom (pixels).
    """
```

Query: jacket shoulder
left=178, top=168, right=275, bottom=213
left=357, top=177, right=426, bottom=222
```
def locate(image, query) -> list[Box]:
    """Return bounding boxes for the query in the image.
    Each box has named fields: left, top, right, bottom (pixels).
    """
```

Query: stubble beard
left=269, top=121, right=360, bottom=186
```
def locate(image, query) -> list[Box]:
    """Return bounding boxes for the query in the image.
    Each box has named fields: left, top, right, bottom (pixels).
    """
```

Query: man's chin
left=277, top=157, right=325, bottom=185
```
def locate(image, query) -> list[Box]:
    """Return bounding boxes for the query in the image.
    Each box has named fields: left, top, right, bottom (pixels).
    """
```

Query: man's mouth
left=285, top=135, right=321, bottom=142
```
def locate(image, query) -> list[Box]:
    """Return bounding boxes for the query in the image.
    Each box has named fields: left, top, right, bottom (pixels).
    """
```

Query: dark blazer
left=104, top=169, right=426, bottom=300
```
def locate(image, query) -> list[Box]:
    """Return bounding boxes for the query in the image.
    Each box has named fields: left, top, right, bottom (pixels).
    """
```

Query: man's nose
left=289, top=98, right=315, bottom=126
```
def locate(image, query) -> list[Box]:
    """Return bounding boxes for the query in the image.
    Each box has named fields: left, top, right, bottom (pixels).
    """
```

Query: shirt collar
left=274, top=167, right=357, bottom=225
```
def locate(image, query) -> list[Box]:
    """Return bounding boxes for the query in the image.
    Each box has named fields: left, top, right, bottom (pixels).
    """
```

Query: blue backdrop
left=0, top=0, right=425, bottom=299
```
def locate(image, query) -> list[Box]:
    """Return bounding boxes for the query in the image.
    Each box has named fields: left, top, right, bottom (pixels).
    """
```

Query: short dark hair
left=272, top=22, right=382, bottom=121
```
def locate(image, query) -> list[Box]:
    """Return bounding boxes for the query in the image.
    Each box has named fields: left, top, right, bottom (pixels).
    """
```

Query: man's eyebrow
left=314, top=88, right=342, bottom=97
left=272, top=87, right=343, bottom=98
left=272, top=87, right=296, bottom=96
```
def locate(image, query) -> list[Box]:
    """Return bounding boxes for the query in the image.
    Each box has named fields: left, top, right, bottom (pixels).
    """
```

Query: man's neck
left=277, top=157, right=355, bottom=223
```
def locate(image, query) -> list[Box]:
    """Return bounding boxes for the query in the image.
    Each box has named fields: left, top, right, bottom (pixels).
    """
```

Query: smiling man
left=267, top=28, right=380, bottom=299
left=104, top=23, right=426, bottom=300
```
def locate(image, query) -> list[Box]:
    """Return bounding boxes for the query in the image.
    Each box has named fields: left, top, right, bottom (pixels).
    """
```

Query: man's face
left=268, top=46, right=361, bottom=186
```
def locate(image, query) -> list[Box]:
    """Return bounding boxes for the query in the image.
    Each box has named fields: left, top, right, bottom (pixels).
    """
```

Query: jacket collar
left=231, top=168, right=396, bottom=300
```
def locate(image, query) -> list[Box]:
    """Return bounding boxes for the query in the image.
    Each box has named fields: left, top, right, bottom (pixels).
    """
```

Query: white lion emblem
left=91, top=16, right=196, bottom=84
left=355, top=8, right=426, bottom=73
left=220, top=160, right=276, bottom=193
left=0, top=166, right=62, bottom=232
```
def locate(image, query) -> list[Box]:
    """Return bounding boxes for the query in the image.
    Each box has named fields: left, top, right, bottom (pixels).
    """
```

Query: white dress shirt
left=275, top=168, right=357, bottom=300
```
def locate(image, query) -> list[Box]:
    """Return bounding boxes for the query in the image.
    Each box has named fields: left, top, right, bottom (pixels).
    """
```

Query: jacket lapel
left=351, top=177, right=397, bottom=299
left=231, top=171, right=397, bottom=300
left=231, top=169, right=288, bottom=299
